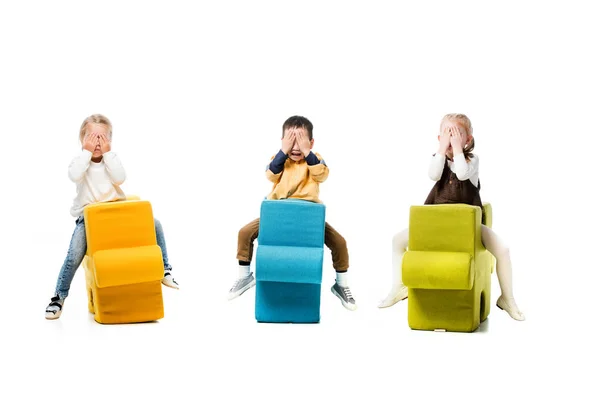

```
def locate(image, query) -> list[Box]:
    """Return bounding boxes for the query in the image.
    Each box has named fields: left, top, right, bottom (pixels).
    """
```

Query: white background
left=1, top=1, right=598, bottom=398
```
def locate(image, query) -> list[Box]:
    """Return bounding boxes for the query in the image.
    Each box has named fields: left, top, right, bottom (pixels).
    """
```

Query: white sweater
left=428, top=152, right=479, bottom=187
left=68, top=150, right=126, bottom=218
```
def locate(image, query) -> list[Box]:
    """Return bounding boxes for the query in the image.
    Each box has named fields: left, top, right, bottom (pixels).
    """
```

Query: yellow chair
left=82, top=198, right=164, bottom=324
left=402, top=203, right=495, bottom=332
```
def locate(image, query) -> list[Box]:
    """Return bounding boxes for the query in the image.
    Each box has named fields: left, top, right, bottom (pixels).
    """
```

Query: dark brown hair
left=282, top=115, right=313, bottom=140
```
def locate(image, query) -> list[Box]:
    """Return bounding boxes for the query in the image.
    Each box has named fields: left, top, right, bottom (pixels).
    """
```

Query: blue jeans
left=54, top=215, right=171, bottom=299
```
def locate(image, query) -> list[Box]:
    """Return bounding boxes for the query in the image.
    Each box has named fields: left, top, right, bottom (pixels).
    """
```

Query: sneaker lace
left=230, top=278, right=243, bottom=291
left=343, top=287, right=354, bottom=301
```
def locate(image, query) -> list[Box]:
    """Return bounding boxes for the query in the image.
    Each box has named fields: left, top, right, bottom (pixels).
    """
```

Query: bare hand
left=438, top=128, right=451, bottom=154
left=296, top=130, right=312, bottom=157
left=449, top=126, right=463, bottom=154
left=83, top=133, right=97, bottom=153
left=99, top=133, right=111, bottom=154
left=281, top=129, right=295, bottom=154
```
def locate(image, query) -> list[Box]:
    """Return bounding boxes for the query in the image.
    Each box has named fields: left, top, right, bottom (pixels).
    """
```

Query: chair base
left=407, top=288, right=489, bottom=333
left=88, top=281, right=164, bottom=324
left=255, top=282, right=321, bottom=323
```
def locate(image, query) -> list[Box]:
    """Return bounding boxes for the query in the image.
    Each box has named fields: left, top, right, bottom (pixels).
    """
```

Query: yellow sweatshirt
left=265, top=150, right=329, bottom=203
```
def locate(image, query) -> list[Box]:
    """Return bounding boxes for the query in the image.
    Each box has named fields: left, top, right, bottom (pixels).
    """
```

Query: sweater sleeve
left=265, top=151, right=287, bottom=183
left=308, top=152, right=329, bottom=183
left=102, top=151, right=127, bottom=185
left=428, top=153, right=446, bottom=181
left=68, top=150, right=93, bottom=183
left=452, top=153, right=479, bottom=181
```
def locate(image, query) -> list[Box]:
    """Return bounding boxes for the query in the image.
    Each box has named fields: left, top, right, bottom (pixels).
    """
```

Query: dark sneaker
left=331, top=283, right=357, bottom=311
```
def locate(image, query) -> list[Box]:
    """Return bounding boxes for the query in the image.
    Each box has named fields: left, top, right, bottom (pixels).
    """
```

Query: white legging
left=391, top=225, right=515, bottom=299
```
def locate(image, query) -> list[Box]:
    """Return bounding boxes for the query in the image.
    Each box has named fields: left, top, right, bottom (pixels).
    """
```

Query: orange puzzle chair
left=82, top=198, right=164, bottom=324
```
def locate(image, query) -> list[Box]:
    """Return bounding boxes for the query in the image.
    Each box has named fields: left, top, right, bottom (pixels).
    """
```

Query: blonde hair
left=79, top=114, right=112, bottom=143
left=441, top=113, right=475, bottom=159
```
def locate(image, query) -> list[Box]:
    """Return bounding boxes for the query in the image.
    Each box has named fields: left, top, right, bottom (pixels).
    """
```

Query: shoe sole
left=331, top=286, right=357, bottom=311
left=45, top=311, right=61, bottom=320
left=162, top=281, right=180, bottom=290
left=496, top=301, right=525, bottom=321
left=228, top=279, right=256, bottom=300
left=377, top=293, right=408, bottom=308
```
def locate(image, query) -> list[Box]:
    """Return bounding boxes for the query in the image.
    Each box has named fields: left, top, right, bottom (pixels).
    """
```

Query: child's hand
left=83, top=133, right=97, bottom=153
left=438, top=129, right=451, bottom=154
left=296, top=130, right=312, bottom=157
left=281, top=129, right=295, bottom=154
left=99, top=133, right=111, bottom=154
left=449, top=126, right=463, bottom=154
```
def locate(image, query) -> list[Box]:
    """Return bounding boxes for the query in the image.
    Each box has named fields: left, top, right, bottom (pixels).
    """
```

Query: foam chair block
left=93, top=245, right=164, bottom=288
left=256, top=246, right=324, bottom=284
left=84, top=200, right=157, bottom=255
left=257, top=199, right=326, bottom=247
left=255, top=200, right=326, bottom=323
left=255, top=282, right=321, bottom=323
left=403, top=251, right=474, bottom=290
left=83, top=200, right=164, bottom=324
left=402, top=203, right=495, bottom=332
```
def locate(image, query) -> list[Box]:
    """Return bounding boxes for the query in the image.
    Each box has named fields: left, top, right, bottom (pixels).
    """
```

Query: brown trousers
left=237, top=218, right=349, bottom=272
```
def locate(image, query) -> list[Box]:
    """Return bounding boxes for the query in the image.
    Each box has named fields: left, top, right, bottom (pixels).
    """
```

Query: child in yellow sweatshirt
left=228, top=116, right=357, bottom=310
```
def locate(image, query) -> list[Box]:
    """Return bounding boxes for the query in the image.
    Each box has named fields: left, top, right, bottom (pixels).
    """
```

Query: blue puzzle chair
left=255, top=199, right=326, bottom=323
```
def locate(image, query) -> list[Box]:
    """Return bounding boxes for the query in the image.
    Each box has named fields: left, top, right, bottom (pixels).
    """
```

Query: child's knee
left=489, top=243, right=510, bottom=261
left=392, top=230, right=408, bottom=250
left=326, top=233, right=347, bottom=252
left=336, top=235, right=347, bottom=250
left=238, top=225, right=255, bottom=241
left=498, top=246, right=510, bottom=261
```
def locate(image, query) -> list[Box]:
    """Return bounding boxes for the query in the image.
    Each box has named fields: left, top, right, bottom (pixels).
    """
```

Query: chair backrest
left=258, top=199, right=326, bottom=248
left=408, top=204, right=483, bottom=255
left=84, top=200, right=157, bottom=256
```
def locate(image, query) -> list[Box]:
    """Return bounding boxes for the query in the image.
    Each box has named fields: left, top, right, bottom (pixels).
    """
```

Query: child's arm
left=296, top=130, right=328, bottom=182
left=306, top=152, right=329, bottom=183
left=68, top=150, right=93, bottom=182
left=429, top=130, right=451, bottom=181
left=68, top=133, right=98, bottom=182
left=452, top=153, right=478, bottom=181
left=98, top=133, right=126, bottom=184
left=428, top=153, right=446, bottom=181
left=265, top=151, right=287, bottom=183
left=103, top=152, right=127, bottom=185
left=265, top=129, right=295, bottom=182
left=449, top=128, right=478, bottom=181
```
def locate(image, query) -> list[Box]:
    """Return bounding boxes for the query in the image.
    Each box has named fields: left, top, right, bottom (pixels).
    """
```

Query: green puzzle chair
left=402, top=203, right=495, bottom=332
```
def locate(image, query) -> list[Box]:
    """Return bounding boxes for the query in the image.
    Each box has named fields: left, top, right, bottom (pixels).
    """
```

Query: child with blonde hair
left=379, top=114, right=524, bottom=321
left=45, top=114, right=179, bottom=320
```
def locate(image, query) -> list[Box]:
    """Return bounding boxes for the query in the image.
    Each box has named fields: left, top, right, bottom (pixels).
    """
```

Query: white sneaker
left=378, top=285, right=408, bottom=308
left=162, top=272, right=179, bottom=289
left=228, top=273, right=256, bottom=300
